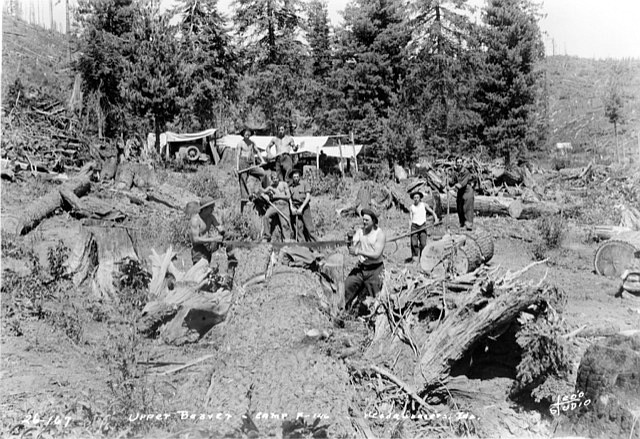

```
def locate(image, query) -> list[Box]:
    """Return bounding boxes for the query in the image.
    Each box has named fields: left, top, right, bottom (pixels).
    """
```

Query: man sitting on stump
left=450, top=157, right=475, bottom=231
left=261, top=170, right=292, bottom=242
left=345, top=209, right=387, bottom=313
left=289, top=169, right=316, bottom=242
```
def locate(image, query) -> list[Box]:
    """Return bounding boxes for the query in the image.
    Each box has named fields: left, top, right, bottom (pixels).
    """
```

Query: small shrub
left=536, top=214, right=565, bottom=249
left=48, top=240, right=70, bottom=281
left=529, top=241, right=547, bottom=261
left=512, top=287, right=572, bottom=404
left=186, top=166, right=223, bottom=198
left=310, top=174, right=349, bottom=199
left=552, top=156, right=571, bottom=171
left=113, top=257, right=151, bottom=313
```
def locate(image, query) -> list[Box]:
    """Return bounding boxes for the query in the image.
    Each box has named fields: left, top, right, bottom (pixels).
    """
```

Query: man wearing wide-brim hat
left=406, top=190, right=439, bottom=263
left=189, top=196, right=226, bottom=265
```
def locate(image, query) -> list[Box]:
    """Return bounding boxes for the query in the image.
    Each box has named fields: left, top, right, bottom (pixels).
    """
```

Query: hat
left=410, top=190, right=424, bottom=199
left=200, top=196, right=215, bottom=211
left=360, top=208, right=378, bottom=225
left=242, top=127, right=253, bottom=136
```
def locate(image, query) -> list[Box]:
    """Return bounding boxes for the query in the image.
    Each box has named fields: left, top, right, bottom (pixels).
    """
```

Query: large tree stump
left=1, top=162, right=94, bottom=235
left=413, top=282, right=553, bottom=390
left=560, top=334, right=640, bottom=439
left=594, top=231, right=640, bottom=278
left=90, top=226, right=139, bottom=299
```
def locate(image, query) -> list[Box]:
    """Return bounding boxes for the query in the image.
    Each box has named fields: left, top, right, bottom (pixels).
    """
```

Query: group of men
left=190, top=138, right=476, bottom=313
left=235, top=125, right=316, bottom=243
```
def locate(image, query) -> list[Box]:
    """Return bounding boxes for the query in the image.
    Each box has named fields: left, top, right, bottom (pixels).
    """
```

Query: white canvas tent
left=217, top=135, right=363, bottom=170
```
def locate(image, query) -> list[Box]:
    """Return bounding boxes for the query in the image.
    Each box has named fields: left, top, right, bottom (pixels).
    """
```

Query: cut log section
left=594, top=231, right=640, bottom=278
left=508, top=199, right=561, bottom=220
left=593, top=225, right=633, bottom=241
left=461, top=229, right=494, bottom=263
left=453, top=242, right=483, bottom=275
left=420, top=235, right=473, bottom=277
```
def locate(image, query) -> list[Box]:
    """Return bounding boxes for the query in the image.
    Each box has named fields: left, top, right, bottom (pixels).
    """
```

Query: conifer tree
left=477, top=0, right=545, bottom=164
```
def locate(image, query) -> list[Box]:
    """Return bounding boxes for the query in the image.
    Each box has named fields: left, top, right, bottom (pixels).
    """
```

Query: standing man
left=344, top=209, right=387, bottom=313
left=236, top=128, right=268, bottom=214
left=266, top=125, right=297, bottom=182
left=190, top=196, right=226, bottom=265
left=406, top=191, right=440, bottom=263
left=261, top=170, right=292, bottom=242
left=450, top=157, right=475, bottom=231
left=289, top=169, right=316, bottom=242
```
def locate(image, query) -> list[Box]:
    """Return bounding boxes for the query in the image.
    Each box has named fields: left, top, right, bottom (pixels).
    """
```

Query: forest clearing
left=2, top=2, right=640, bottom=439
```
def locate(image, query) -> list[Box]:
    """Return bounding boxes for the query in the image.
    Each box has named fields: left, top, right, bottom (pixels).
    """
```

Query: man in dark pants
left=344, top=209, right=387, bottom=313
left=450, top=157, right=475, bottom=231
left=289, top=169, right=316, bottom=242
left=266, top=125, right=297, bottom=182
left=236, top=128, right=268, bottom=214
left=189, top=197, right=237, bottom=286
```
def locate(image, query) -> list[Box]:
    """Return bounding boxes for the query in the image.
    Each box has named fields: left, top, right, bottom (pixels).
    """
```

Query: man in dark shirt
left=289, top=169, right=316, bottom=242
left=450, top=157, right=475, bottom=230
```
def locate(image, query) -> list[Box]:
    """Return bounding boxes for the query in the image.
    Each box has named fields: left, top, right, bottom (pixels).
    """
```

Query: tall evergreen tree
left=120, top=7, right=182, bottom=147
left=477, top=0, right=545, bottom=164
left=329, top=0, right=411, bottom=165
left=306, top=0, right=331, bottom=78
left=75, top=0, right=138, bottom=137
left=177, top=0, right=238, bottom=131
left=233, top=0, right=308, bottom=132
left=407, top=0, right=483, bottom=156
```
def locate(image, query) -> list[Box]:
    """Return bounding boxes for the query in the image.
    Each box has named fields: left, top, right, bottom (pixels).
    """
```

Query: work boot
left=465, top=224, right=473, bottom=231
left=404, top=257, right=414, bottom=263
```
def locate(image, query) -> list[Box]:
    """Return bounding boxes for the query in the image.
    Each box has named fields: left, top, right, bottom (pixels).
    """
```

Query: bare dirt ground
left=2, top=165, right=640, bottom=439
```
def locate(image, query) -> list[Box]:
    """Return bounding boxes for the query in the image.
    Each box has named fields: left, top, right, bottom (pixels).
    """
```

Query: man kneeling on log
left=190, top=197, right=237, bottom=284
left=345, top=209, right=387, bottom=313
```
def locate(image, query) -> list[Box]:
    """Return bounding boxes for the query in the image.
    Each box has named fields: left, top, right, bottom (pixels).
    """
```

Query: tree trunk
left=1, top=162, right=94, bottom=235
left=431, top=193, right=513, bottom=217
left=414, top=283, right=551, bottom=390
left=508, top=199, right=561, bottom=220
left=90, top=226, right=139, bottom=299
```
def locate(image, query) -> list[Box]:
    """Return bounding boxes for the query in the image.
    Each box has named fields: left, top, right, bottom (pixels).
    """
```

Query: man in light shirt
left=266, top=125, right=297, bottom=182
left=406, top=190, right=439, bottom=263
left=345, top=209, right=386, bottom=313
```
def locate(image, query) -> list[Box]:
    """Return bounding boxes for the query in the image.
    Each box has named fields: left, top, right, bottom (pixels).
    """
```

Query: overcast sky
left=22, top=0, right=640, bottom=59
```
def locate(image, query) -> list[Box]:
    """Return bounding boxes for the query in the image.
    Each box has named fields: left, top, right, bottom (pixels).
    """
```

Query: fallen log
left=508, top=199, right=561, bottom=220
left=431, top=193, right=513, bottom=217
left=414, top=281, right=555, bottom=391
left=1, top=162, right=94, bottom=235
left=593, top=225, right=633, bottom=241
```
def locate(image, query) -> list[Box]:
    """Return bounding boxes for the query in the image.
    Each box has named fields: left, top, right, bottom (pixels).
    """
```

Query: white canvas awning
left=217, top=135, right=363, bottom=159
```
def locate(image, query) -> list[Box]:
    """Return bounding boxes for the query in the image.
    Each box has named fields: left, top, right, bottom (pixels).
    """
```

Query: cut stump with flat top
left=594, top=231, right=640, bottom=278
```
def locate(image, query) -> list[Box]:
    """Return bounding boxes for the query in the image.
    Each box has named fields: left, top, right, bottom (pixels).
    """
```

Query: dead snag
left=90, top=226, right=139, bottom=299
left=1, top=162, right=95, bottom=235
left=413, top=282, right=551, bottom=391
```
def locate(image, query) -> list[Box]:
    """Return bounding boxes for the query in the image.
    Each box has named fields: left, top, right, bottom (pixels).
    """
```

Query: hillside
left=545, top=56, right=640, bottom=160
left=1, top=14, right=71, bottom=103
